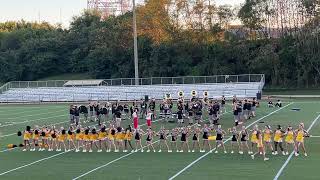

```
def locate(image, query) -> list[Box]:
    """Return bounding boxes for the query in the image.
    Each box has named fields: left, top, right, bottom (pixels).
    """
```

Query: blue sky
left=0, top=0, right=244, bottom=27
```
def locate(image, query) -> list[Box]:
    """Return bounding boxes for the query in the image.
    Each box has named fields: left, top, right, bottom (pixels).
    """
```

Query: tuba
left=203, top=91, right=209, bottom=97
left=178, top=91, right=184, bottom=98
left=191, top=90, right=197, bottom=97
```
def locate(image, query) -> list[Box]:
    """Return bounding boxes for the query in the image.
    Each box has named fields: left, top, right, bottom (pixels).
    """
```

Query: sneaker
left=83, top=150, right=87, bottom=153
left=285, top=152, right=289, bottom=155
left=75, top=149, right=80, bottom=152
left=114, top=149, right=119, bottom=152
left=192, top=150, right=195, bottom=152
left=304, top=153, right=308, bottom=157
left=274, top=151, right=278, bottom=155
left=224, top=151, right=227, bottom=154
left=89, top=150, right=93, bottom=153
left=56, top=149, right=61, bottom=152
left=134, top=149, right=138, bottom=152
left=188, top=150, right=191, bottom=153
left=153, top=150, right=156, bottom=152
left=295, top=152, right=299, bottom=156
left=282, top=151, right=286, bottom=156
left=215, top=151, right=218, bottom=154
left=239, top=151, right=243, bottom=154
left=168, top=150, right=172, bottom=152
left=22, top=149, right=27, bottom=152
left=158, top=150, right=162, bottom=152
left=180, top=150, right=183, bottom=152
left=251, top=155, right=255, bottom=160
left=98, top=150, right=102, bottom=152
left=176, top=150, right=179, bottom=152
left=264, top=157, right=269, bottom=161
left=231, top=151, right=234, bottom=154
left=30, top=149, right=35, bottom=151
left=131, top=150, right=135, bottom=152
left=147, top=150, right=150, bottom=152
left=141, top=150, right=144, bottom=152
left=259, top=152, right=262, bottom=155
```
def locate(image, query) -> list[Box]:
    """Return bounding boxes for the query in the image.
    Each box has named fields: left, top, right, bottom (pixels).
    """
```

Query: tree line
left=0, top=0, right=319, bottom=88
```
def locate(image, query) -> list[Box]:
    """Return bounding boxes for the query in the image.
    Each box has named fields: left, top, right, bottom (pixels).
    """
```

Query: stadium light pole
left=132, top=0, right=139, bottom=85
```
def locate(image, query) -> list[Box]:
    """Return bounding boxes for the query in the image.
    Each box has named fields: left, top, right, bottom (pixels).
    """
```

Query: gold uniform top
left=58, top=134, right=67, bottom=142
left=33, top=131, right=40, bottom=140
left=98, top=132, right=107, bottom=140
left=67, top=133, right=75, bottom=140
left=90, top=134, right=98, bottom=141
left=285, top=131, right=294, bottom=143
left=251, top=131, right=258, bottom=143
left=83, top=134, right=90, bottom=141
left=124, top=131, right=132, bottom=140
left=263, top=130, right=272, bottom=142
left=296, top=130, right=305, bottom=142
left=274, top=130, right=283, bottom=142
left=23, top=131, right=32, bottom=140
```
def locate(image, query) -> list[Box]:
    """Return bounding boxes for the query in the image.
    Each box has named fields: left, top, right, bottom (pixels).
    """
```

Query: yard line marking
left=310, top=135, right=320, bottom=138
left=0, top=114, right=67, bottom=128
left=0, top=116, right=168, bottom=175
left=0, top=151, right=67, bottom=176
left=0, top=108, right=64, bottom=119
left=0, top=109, right=66, bottom=120
left=273, top=113, right=320, bottom=180
left=168, top=102, right=293, bottom=180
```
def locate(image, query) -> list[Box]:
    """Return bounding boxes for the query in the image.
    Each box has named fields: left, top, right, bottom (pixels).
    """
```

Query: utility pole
left=132, top=0, right=139, bottom=85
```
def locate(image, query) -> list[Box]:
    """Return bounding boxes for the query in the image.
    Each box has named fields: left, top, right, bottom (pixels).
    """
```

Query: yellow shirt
left=263, top=130, right=272, bottom=142
left=23, top=131, right=31, bottom=140
left=274, top=130, right=283, bottom=142
left=285, top=131, right=294, bottom=143
left=58, top=134, right=66, bottom=142
left=296, top=130, right=305, bottom=142
left=251, top=131, right=258, bottom=143
left=98, top=132, right=107, bottom=140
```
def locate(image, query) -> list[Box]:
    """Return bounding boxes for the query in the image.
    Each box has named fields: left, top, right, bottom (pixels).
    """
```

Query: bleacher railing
left=4, top=74, right=265, bottom=89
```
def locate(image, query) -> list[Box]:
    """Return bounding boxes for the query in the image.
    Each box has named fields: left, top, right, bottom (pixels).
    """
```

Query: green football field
left=0, top=100, right=319, bottom=180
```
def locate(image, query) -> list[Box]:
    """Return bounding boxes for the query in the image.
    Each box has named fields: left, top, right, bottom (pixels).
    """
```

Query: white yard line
left=0, top=109, right=66, bottom=120
left=273, top=113, right=320, bottom=180
left=0, top=106, right=64, bottom=116
left=167, top=102, right=293, bottom=180
left=0, top=114, right=67, bottom=128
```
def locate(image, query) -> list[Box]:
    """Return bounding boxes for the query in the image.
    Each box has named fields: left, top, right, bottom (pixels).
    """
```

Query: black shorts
left=240, top=138, right=247, bottom=142
left=171, top=137, right=176, bottom=142
left=202, top=134, right=208, bottom=140
left=181, top=137, right=186, bottom=142
left=232, top=137, right=237, bottom=142
left=192, top=136, right=198, bottom=141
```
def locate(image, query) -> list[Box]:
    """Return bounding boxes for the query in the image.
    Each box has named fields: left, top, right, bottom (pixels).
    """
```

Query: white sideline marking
left=168, top=102, right=293, bottom=180
left=0, top=114, right=67, bottom=128
left=273, top=113, right=320, bottom=180
left=0, top=117, right=165, bottom=175
left=1, top=109, right=66, bottom=120
left=0, top=106, right=64, bottom=119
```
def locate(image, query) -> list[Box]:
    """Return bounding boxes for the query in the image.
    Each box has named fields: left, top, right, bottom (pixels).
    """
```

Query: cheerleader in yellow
left=30, top=125, right=40, bottom=151
left=22, top=126, right=32, bottom=151
left=250, top=125, right=259, bottom=154
left=263, top=125, right=274, bottom=154
left=82, top=128, right=90, bottom=152
left=57, top=127, right=67, bottom=152
left=251, top=130, right=269, bottom=161
left=294, top=123, right=309, bottom=157
left=115, top=127, right=125, bottom=152
left=97, top=126, right=108, bottom=152
left=67, top=127, right=76, bottom=152
left=124, top=125, right=134, bottom=152
left=284, top=126, right=295, bottom=155
left=76, top=127, right=84, bottom=152
left=89, top=128, right=99, bottom=152
left=107, top=125, right=117, bottom=152
left=273, top=125, right=286, bottom=155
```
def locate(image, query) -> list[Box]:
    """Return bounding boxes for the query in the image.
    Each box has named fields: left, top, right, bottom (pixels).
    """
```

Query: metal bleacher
left=0, top=74, right=265, bottom=102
